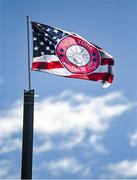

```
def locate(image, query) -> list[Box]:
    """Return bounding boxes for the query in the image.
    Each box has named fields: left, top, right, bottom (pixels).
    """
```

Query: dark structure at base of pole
left=21, top=90, right=34, bottom=179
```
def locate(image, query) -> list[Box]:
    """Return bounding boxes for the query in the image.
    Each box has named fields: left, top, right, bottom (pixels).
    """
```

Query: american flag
left=31, top=22, right=114, bottom=88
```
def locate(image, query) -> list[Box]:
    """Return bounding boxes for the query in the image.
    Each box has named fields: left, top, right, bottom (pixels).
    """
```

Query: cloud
left=129, top=129, right=137, bottom=147
left=33, top=91, right=135, bottom=154
left=89, top=134, right=108, bottom=153
left=34, top=91, right=133, bottom=135
left=0, top=91, right=135, bottom=155
left=0, top=91, right=136, bottom=178
left=59, top=131, right=85, bottom=149
left=0, top=159, right=19, bottom=179
left=47, top=157, right=82, bottom=174
left=105, top=159, right=137, bottom=178
left=0, top=138, right=21, bottom=154
left=34, top=140, right=53, bottom=153
left=0, top=160, right=12, bottom=178
left=0, top=100, right=22, bottom=139
left=34, top=156, right=92, bottom=178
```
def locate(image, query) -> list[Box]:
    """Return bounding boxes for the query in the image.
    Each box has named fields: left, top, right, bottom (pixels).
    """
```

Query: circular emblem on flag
left=56, top=35, right=100, bottom=74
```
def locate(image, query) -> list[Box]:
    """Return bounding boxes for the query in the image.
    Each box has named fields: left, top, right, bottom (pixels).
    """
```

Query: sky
left=0, top=0, right=137, bottom=179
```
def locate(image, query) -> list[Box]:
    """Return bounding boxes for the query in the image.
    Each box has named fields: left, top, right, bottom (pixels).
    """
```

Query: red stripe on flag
left=32, top=61, right=114, bottom=83
left=101, top=58, right=114, bottom=65
left=67, top=73, right=114, bottom=83
left=32, top=61, right=64, bottom=70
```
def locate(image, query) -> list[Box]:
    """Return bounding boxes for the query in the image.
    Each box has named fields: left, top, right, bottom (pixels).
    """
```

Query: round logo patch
left=56, top=35, right=100, bottom=74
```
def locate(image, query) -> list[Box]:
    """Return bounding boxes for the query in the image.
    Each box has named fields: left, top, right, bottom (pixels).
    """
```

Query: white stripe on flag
left=33, top=55, right=59, bottom=63
left=99, top=65, right=114, bottom=74
left=39, top=64, right=113, bottom=76
left=39, top=67, right=73, bottom=76
left=100, top=49, right=113, bottom=59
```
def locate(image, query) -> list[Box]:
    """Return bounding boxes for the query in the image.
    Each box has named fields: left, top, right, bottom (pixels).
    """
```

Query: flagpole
left=21, top=16, right=34, bottom=179
left=27, top=16, right=31, bottom=90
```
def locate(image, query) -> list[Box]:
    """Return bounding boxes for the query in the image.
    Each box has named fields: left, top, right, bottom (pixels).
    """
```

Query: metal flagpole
left=27, top=16, right=31, bottom=91
left=21, top=16, right=34, bottom=179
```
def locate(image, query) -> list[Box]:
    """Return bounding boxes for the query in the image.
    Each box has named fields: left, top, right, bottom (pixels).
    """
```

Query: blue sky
left=0, top=0, right=137, bottom=179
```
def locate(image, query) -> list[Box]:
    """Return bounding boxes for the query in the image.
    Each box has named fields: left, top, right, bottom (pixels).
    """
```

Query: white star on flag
left=53, top=29, right=58, bottom=33
left=46, top=46, right=50, bottom=50
left=34, top=46, right=38, bottom=51
left=33, top=37, right=37, bottom=41
left=40, top=41, right=44, bottom=45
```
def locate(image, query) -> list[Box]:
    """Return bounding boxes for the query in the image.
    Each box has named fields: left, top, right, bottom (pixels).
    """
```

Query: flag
left=31, top=22, right=114, bottom=88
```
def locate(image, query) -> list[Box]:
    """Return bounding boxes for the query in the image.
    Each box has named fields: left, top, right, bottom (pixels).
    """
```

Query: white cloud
left=129, top=130, right=137, bottom=147
left=33, top=91, right=135, bottom=153
left=0, top=101, right=22, bottom=139
left=82, top=167, right=92, bottom=177
left=89, top=134, right=108, bottom=153
left=35, top=156, right=91, bottom=177
left=34, top=140, right=53, bottom=153
left=0, top=159, right=19, bottom=179
left=0, top=90, right=136, bottom=178
left=47, top=157, right=82, bottom=173
left=0, top=138, right=21, bottom=154
left=105, top=159, right=137, bottom=178
left=0, top=160, right=11, bottom=178
left=59, top=131, right=85, bottom=149
left=0, top=90, right=135, bottom=156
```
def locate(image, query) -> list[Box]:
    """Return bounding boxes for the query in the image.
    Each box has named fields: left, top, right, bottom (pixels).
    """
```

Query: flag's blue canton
left=31, top=22, right=69, bottom=57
